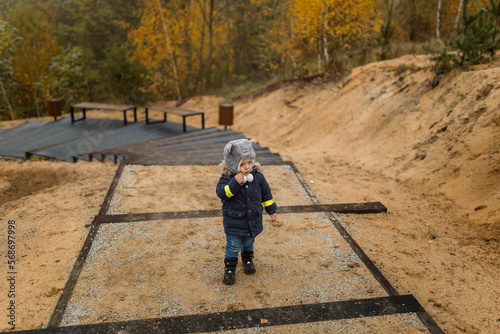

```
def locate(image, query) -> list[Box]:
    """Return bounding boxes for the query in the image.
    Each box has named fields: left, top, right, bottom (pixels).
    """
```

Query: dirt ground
left=0, top=54, right=499, bottom=333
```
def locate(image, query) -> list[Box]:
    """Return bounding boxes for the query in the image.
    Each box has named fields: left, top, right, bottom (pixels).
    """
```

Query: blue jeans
left=225, top=234, right=255, bottom=259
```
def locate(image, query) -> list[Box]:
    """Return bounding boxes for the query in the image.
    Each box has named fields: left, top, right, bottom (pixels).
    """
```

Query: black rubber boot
left=223, top=258, right=238, bottom=285
left=241, top=251, right=256, bottom=274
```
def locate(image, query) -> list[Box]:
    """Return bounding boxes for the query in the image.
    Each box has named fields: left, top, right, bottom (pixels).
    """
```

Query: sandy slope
left=0, top=54, right=499, bottom=333
left=184, top=54, right=500, bottom=333
left=185, top=54, right=499, bottom=241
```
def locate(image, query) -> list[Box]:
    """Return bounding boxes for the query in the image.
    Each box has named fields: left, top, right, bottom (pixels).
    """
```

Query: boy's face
left=239, top=158, right=253, bottom=175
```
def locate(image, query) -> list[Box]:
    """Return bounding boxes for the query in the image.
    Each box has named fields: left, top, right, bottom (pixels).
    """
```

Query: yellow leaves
left=293, top=0, right=377, bottom=49
left=127, top=0, right=379, bottom=98
left=128, top=0, right=193, bottom=99
left=8, top=3, right=57, bottom=86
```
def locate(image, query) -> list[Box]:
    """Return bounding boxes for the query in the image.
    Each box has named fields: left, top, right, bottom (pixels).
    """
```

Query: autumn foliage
left=0, top=0, right=499, bottom=119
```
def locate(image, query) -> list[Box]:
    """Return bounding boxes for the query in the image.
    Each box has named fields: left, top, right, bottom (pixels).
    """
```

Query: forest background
left=0, top=0, right=498, bottom=120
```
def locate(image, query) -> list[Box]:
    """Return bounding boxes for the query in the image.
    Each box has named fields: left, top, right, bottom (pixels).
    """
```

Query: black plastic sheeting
left=0, top=118, right=125, bottom=159
left=0, top=120, right=282, bottom=165
left=29, top=120, right=198, bottom=162
left=0, top=121, right=50, bottom=142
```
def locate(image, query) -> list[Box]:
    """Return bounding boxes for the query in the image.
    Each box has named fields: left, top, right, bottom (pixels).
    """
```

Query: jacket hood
left=219, top=160, right=262, bottom=175
left=223, top=139, right=256, bottom=174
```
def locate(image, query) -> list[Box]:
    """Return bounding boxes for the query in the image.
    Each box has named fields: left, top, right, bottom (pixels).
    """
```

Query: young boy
left=216, top=139, right=277, bottom=285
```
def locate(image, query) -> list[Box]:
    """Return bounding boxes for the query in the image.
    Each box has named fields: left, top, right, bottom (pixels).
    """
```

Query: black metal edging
left=47, top=162, right=126, bottom=328
left=13, top=295, right=423, bottom=334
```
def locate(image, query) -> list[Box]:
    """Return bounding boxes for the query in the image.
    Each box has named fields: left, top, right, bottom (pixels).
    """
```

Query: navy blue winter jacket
left=216, top=163, right=277, bottom=237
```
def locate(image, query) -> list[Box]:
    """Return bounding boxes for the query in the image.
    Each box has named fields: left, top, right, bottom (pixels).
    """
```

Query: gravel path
left=59, top=165, right=429, bottom=333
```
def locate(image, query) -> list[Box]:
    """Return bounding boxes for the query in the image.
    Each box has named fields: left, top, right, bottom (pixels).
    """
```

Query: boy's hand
left=235, top=173, right=244, bottom=184
left=270, top=213, right=277, bottom=222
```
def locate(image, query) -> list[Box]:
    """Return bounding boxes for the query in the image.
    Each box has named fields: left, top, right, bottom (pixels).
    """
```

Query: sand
left=0, top=54, right=499, bottom=333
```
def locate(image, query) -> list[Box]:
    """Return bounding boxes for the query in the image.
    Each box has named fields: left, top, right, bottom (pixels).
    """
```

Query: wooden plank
left=145, top=105, right=204, bottom=132
left=72, top=102, right=136, bottom=111
left=30, top=295, right=426, bottom=334
left=94, top=209, right=222, bottom=223
left=71, top=102, right=137, bottom=125
left=93, top=203, right=386, bottom=224
left=281, top=203, right=387, bottom=214
left=147, top=104, right=203, bottom=116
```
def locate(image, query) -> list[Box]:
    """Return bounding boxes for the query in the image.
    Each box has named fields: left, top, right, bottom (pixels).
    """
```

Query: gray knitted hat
left=223, top=139, right=256, bottom=174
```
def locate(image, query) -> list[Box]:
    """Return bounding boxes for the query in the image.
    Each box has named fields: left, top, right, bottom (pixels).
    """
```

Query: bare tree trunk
left=317, top=38, right=321, bottom=71
left=281, top=6, right=285, bottom=71
left=183, top=0, right=194, bottom=95
left=199, top=1, right=206, bottom=89
left=453, top=0, right=465, bottom=36
left=322, top=4, right=329, bottom=67
left=437, top=0, right=442, bottom=40
left=206, top=0, right=214, bottom=90
left=0, top=74, right=14, bottom=120
left=226, top=10, right=231, bottom=85
left=154, top=0, right=182, bottom=102
left=34, top=83, right=40, bottom=118
left=492, top=13, right=500, bottom=56
left=381, top=0, right=394, bottom=60
left=289, top=0, right=298, bottom=73
left=409, top=0, right=417, bottom=41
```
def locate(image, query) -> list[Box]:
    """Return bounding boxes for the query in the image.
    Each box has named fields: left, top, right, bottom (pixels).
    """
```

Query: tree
left=129, top=0, right=191, bottom=101
left=379, top=0, right=395, bottom=60
left=54, top=0, right=146, bottom=103
left=48, top=47, right=92, bottom=111
left=293, top=0, right=377, bottom=71
left=197, top=0, right=216, bottom=90
left=6, top=2, right=57, bottom=118
left=0, top=19, right=18, bottom=120
left=488, top=0, right=500, bottom=55
left=454, top=0, right=466, bottom=35
left=154, top=0, right=182, bottom=101
left=227, top=0, right=279, bottom=80
left=449, top=0, right=499, bottom=65
left=392, top=0, right=437, bottom=43
left=437, top=0, right=443, bottom=40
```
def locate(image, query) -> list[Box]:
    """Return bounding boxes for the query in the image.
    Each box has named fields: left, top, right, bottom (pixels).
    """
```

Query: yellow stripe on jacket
left=262, top=199, right=274, bottom=207
left=224, top=185, right=235, bottom=198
